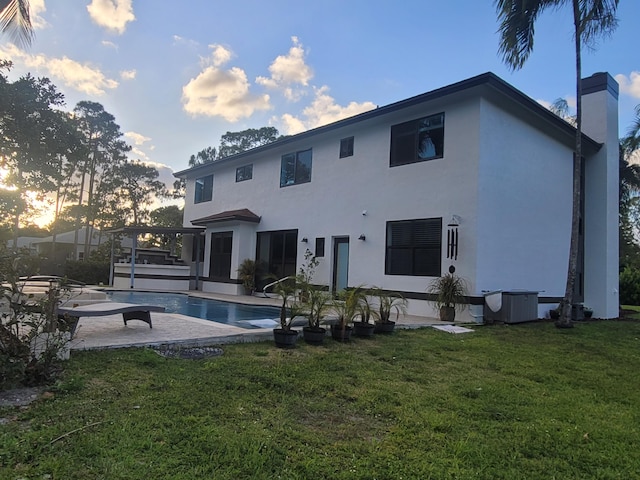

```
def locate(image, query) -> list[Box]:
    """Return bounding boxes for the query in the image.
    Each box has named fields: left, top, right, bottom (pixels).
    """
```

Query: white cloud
left=30, top=0, right=48, bottom=29
left=182, top=64, right=271, bottom=121
left=616, top=72, right=640, bottom=99
left=120, top=69, right=136, bottom=80
left=278, top=86, right=375, bottom=135
left=205, top=44, right=233, bottom=68
left=130, top=147, right=150, bottom=161
left=0, top=44, right=119, bottom=96
left=256, top=36, right=313, bottom=101
left=86, top=0, right=135, bottom=34
left=125, top=131, right=151, bottom=146
left=102, top=40, right=118, bottom=49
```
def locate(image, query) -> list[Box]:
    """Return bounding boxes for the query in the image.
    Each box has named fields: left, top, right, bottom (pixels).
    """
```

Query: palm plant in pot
left=353, top=290, right=376, bottom=338
left=427, top=272, right=469, bottom=322
left=301, top=287, right=331, bottom=345
left=237, top=258, right=257, bottom=295
left=272, top=278, right=302, bottom=348
left=372, top=288, right=408, bottom=334
left=330, top=286, right=365, bottom=342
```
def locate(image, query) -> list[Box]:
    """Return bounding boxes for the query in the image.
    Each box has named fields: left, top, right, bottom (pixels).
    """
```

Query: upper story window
left=339, top=137, right=354, bottom=158
left=236, top=164, right=253, bottom=182
left=385, top=218, right=442, bottom=276
left=280, top=149, right=312, bottom=187
left=194, top=174, right=213, bottom=204
left=390, top=113, right=444, bottom=167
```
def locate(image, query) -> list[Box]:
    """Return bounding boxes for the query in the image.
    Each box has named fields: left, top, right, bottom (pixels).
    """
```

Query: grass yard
left=1, top=320, right=640, bottom=479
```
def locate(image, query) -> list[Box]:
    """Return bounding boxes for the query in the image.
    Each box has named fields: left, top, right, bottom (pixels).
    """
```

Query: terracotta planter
left=330, top=324, right=353, bottom=342
left=353, top=321, right=375, bottom=338
left=303, top=326, right=326, bottom=345
left=273, top=328, right=299, bottom=349
left=374, top=321, right=396, bottom=334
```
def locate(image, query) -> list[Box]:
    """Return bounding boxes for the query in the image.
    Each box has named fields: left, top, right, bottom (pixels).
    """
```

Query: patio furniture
left=57, top=302, right=165, bottom=335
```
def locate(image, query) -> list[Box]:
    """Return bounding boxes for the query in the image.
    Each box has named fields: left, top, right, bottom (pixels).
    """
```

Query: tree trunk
left=559, top=0, right=583, bottom=328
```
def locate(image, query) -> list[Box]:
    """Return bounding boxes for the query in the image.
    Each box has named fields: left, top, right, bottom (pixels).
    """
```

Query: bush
left=620, top=266, right=640, bottom=305
left=1, top=250, right=69, bottom=390
left=64, top=260, right=110, bottom=285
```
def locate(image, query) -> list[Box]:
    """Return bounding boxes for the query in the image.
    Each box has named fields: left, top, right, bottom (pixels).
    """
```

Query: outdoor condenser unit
left=483, top=290, right=539, bottom=324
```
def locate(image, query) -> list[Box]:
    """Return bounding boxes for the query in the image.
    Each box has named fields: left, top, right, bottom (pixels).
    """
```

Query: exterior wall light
left=301, top=237, right=308, bottom=243
left=358, top=234, right=366, bottom=241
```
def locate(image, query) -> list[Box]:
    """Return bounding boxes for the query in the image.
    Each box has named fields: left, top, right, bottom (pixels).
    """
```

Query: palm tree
left=495, top=0, right=619, bottom=327
left=0, top=0, right=33, bottom=48
left=620, top=106, right=640, bottom=267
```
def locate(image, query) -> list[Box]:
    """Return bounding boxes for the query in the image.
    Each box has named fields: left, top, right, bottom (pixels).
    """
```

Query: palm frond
left=0, top=0, right=34, bottom=48
left=494, top=0, right=563, bottom=70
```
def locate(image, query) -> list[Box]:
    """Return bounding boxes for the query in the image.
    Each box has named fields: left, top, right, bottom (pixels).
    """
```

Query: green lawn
left=2, top=321, right=640, bottom=479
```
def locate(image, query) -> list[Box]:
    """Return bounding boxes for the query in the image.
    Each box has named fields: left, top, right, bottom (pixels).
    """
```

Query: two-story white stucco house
left=175, top=72, right=619, bottom=321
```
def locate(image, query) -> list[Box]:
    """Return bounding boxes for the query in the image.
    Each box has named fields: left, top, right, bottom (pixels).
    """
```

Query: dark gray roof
left=174, top=71, right=603, bottom=178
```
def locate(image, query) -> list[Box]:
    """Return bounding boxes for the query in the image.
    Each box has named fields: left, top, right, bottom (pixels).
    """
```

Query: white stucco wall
left=180, top=75, right=618, bottom=320
left=475, top=99, right=575, bottom=309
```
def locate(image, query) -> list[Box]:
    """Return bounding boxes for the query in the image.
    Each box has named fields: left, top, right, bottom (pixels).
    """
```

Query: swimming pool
left=106, top=291, right=280, bottom=330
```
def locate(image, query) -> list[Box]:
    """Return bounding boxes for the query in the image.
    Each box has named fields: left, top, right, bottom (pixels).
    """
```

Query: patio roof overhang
left=191, top=208, right=261, bottom=226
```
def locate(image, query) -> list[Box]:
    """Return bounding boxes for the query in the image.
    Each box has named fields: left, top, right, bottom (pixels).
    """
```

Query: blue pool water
left=106, top=291, right=280, bottom=330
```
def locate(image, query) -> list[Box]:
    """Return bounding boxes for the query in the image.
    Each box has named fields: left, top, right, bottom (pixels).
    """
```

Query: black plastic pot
left=330, top=324, right=353, bottom=342
left=353, top=321, right=375, bottom=338
left=303, top=326, right=326, bottom=345
left=273, top=328, right=299, bottom=348
left=374, top=321, right=396, bottom=334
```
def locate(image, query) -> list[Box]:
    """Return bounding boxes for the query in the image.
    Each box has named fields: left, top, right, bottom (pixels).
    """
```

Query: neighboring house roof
left=31, top=227, right=102, bottom=246
left=191, top=209, right=261, bottom=226
left=106, top=226, right=205, bottom=235
left=174, top=71, right=602, bottom=178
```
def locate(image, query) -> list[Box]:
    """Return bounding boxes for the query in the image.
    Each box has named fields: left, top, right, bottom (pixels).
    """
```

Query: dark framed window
left=236, top=164, right=253, bottom=182
left=385, top=218, right=442, bottom=276
left=194, top=174, right=213, bottom=203
left=390, top=113, right=444, bottom=167
left=209, top=231, right=233, bottom=280
left=339, top=136, right=354, bottom=158
left=315, top=237, right=325, bottom=257
left=280, top=149, right=312, bottom=187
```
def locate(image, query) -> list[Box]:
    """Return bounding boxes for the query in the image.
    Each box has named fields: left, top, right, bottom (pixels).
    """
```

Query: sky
left=1, top=0, right=639, bottom=194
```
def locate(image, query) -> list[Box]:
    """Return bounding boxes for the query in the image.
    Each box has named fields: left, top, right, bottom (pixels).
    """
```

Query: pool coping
left=69, top=290, right=450, bottom=351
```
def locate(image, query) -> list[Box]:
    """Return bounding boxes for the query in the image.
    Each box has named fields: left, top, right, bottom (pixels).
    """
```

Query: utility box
left=483, top=290, right=539, bottom=324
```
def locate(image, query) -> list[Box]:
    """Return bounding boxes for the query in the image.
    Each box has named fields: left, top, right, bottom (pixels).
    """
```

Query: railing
left=262, top=276, right=293, bottom=297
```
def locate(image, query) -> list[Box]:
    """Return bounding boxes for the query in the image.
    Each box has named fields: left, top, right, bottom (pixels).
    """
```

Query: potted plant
left=353, top=290, right=376, bottom=338
left=330, top=287, right=365, bottom=342
left=427, top=273, right=469, bottom=322
left=237, top=258, right=257, bottom=295
left=301, top=287, right=331, bottom=345
left=272, top=278, right=302, bottom=348
left=372, top=288, right=408, bottom=334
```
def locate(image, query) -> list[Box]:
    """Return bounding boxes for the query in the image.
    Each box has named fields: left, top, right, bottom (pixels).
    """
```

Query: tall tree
left=188, top=146, right=217, bottom=167
left=112, top=160, right=168, bottom=225
left=71, top=101, right=130, bottom=257
left=217, top=127, right=280, bottom=158
left=0, top=63, right=71, bottom=247
left=495, top=0, right=619, bottom=327
left=0, top=0, right=33, bottom=48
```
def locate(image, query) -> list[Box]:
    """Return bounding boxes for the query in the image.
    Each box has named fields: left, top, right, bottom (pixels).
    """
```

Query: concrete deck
left=69, top=291, right=448, bottom=351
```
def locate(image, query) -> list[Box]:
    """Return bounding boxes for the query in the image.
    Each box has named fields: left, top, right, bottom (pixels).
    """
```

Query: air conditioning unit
left=483, top=290, right=538, bottom=324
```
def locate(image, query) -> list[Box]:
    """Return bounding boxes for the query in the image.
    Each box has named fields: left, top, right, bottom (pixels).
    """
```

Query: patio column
left=130, top=234, right=137, bottom=289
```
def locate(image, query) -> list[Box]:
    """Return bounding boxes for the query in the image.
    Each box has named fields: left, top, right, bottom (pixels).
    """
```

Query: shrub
left=64, top=260, right=110, bottom=285
left=620, top=266, right=640, bottom=306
